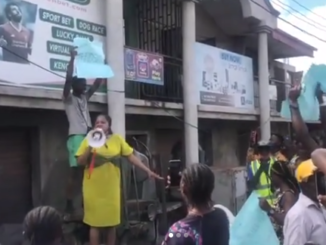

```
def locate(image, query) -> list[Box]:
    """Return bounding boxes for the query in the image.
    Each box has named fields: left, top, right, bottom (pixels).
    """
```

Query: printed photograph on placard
left=0, top=0, right=37, bottom=64
left=201, top=54, right=220, bottom=92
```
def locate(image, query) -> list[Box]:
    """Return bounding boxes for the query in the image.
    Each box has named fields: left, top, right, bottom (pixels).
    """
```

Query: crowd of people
left=18, top=50, right=326, bottom=245
left=244, top=84, right=326, bottom=245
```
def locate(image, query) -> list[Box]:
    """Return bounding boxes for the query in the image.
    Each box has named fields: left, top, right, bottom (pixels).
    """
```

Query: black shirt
left=163, top=208, right=229, bottom=245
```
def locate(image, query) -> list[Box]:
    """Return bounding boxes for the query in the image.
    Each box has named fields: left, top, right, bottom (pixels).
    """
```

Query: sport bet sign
left=0, top=0, right=106, bottom=88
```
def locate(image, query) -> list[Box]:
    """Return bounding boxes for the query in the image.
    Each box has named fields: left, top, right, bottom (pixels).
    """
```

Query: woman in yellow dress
left=76, top=114, right=163, bottom=245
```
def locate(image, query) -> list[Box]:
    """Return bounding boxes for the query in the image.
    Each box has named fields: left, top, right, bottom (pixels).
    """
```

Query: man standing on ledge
left=63, top=49, right=103, bottom=214
left=0, top=2, right=33, bottom=64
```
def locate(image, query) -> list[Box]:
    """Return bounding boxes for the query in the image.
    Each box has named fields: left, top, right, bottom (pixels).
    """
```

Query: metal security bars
left=124, top=0, right=183, bottom=102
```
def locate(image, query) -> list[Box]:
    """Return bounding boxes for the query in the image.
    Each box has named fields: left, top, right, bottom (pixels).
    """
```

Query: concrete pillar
left=257, top=26, right=271, bottom=141
left=105, top=0, right=126, bottom=137
left=182, top=1, right=199, bottom=165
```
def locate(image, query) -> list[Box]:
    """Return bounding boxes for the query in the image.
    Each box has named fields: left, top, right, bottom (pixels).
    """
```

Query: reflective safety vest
left=250, top=158, right=276, bottom=205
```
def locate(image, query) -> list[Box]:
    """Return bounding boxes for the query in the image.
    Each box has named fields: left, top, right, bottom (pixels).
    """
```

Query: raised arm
left=288, top=85, right=319, bottom=153
left=63, top=50, right=76, bottom=100
left=86, top=78, right=103, bottom=100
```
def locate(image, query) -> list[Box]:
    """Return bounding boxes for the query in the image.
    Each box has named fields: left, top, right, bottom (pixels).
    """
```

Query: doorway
left=0, top=128, right=33, bottom=224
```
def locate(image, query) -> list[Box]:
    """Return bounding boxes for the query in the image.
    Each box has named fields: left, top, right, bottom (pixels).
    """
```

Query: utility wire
left=273, top=0, right=326, bottom=31
left=250, top=0, right=326, bottom=43
left=289, top=0, right=326, bottom=22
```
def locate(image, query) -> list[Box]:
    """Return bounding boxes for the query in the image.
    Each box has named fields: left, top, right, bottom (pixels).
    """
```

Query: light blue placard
left=73, top=37, right=114, bottom=79
left=280, top=63, right=326, bottom=121
left=230, top=192, right=279, bottom=245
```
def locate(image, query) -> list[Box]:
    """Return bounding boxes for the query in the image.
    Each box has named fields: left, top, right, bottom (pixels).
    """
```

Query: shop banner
left=0, top=0, right=106, bottom=89
left=124, top=47, right=164, bottom=86
left=195, top=43, right=254, bottom=110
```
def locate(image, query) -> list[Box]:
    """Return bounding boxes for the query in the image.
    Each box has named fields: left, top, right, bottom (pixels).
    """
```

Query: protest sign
left=73, top=37, right=114, bottom=79
left=281, top=67, right=320, bottom=121
left=230, top=192, right=279, bottom=245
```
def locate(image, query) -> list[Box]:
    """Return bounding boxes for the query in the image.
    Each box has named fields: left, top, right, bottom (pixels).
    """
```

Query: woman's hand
left=259, top=198, right=271, bottom=212
left=147, top=169, right=164, bottom=180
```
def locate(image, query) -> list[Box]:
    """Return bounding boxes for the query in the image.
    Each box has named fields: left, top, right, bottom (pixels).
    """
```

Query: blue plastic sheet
left=230, top=192, right=279, bottom=245
left=73, top=37, right=114, bottom=79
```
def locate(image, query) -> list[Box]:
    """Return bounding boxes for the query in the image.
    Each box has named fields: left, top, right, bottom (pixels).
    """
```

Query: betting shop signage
left=0, top=0, right=105, bottom=88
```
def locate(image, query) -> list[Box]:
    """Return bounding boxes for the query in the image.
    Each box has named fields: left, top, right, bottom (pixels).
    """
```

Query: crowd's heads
left=71, top=77, right=87, bottom=94
left=270, top=161, right=300, bottom=193
left=270, top=133, right=284, bottom=147
left=180, top=163, right=215, bottom=208
left=255, top=141, right=272, bottom=159
left=293, top=135, right=320, bottom=160
left=23, top=206, right=62, bottom=245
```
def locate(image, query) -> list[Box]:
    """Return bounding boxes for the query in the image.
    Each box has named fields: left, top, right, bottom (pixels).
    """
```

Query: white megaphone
left=86, top=128, right=106, bottom=148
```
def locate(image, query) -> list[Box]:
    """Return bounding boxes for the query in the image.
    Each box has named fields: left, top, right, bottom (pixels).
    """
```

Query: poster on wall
left=0, top=0, right=106, bottom=90
left=124, top=47, right=164, bottom=85
left=195, top=43, right=254, bottom=110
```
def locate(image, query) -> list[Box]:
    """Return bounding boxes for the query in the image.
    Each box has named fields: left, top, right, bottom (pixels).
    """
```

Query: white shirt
left=283, top=193, right=326, bottom=245
left=64, top=93, right=91, bottom=135
left=214, top=204, right=235, bottom=228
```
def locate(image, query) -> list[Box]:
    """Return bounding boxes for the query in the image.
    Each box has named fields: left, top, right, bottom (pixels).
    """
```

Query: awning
left=270, top=28, right=317, bottom=59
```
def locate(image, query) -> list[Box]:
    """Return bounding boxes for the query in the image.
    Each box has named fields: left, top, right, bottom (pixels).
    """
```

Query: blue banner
left=280, top=64, right=326, bottom=121
left=230, top=192, right=279, bottom=245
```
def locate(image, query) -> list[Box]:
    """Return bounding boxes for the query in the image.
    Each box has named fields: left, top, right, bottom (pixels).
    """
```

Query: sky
left=269, top=0, right=326, bottom=72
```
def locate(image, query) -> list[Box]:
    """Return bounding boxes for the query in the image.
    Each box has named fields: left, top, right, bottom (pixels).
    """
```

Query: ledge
left=272, top=28, right=317, bottom=58
left=0, top=84, right=300, bottom=121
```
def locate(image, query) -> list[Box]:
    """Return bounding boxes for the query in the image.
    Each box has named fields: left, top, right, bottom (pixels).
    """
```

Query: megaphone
left=86, top=128, right=106, bottom=148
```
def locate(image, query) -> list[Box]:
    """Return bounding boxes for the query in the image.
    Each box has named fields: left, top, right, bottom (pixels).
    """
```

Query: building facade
left=0, top=0, right=316, bottom=225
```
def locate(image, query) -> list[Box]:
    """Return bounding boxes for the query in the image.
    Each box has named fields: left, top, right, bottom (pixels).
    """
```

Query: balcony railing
left=125, top=55, right=183, bottom=103
left=254, top=77, right=290, bottom=116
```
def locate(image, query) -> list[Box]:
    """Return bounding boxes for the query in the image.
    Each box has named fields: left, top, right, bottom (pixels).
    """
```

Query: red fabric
left=88, top=151, right=97, bottom=179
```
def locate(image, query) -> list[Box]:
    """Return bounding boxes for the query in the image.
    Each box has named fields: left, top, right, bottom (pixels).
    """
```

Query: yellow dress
left=75, top=134, right=133, bottom=227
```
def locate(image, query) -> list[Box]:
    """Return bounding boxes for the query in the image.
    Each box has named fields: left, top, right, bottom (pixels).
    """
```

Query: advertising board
left=0, top=0, right=106, bottom=89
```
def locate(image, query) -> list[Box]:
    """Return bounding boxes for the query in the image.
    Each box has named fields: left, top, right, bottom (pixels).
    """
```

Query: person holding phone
left=283, top=160, right=326, bottom=245
left=63, top=49, right=103, bottom=214
left=163, top=164, right=229, bottom=245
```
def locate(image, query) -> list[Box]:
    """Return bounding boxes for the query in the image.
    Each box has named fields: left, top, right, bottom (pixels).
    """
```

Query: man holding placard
left=63, top=49, right=103, bottom=213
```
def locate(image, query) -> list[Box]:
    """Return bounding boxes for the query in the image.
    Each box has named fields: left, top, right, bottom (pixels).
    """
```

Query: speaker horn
left=86, top=128, right=106, bottom=148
